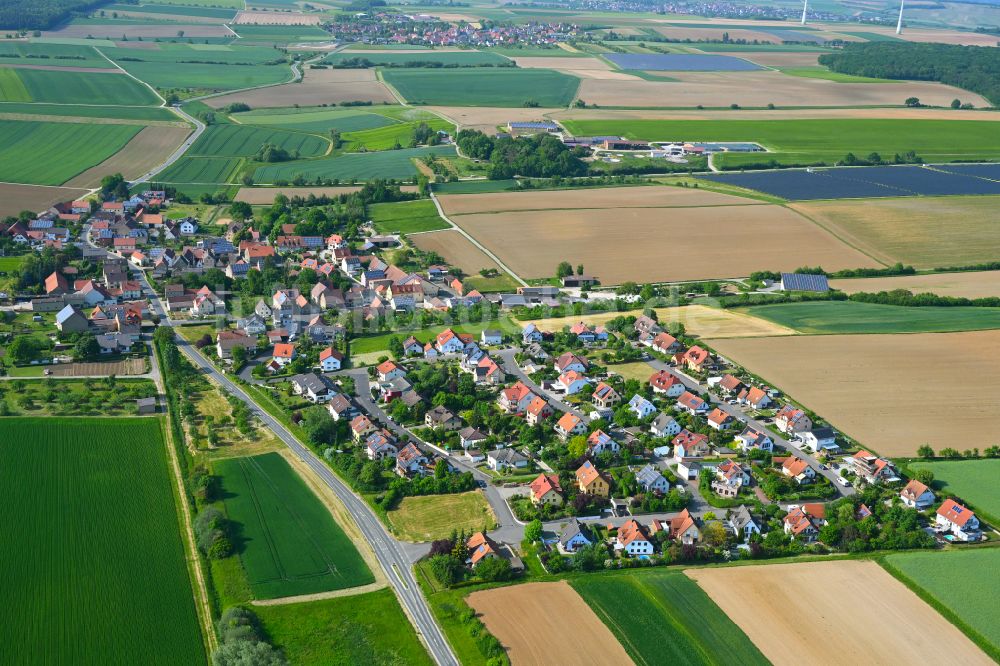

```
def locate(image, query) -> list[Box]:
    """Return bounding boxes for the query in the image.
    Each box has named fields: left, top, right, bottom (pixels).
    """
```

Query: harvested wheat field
left=468, top=581, right=633, bottom=666
left=707, top=330, right=1000, bottom=455
left=451, top=203, right=878, bottom=285
left=791, top=195, right=1000, bottom=268
left=64, top=126, right=191, bottom=188
left=439, top=185, right=761, bottom=215
left=831, top=271, right=1000, bottom=299
left=687, top=560, right=992, bottom=666
left=233, top=10, right=320, bottom=24
left=0, top=183, right=88, bottom=218
left=525, top=304, right=795, bottom=339
left=577, top=71, right=987, bottom=108
left=207, top=68, right=394, bottom=109
left=738, top=52, right=822, bottom=68
left=512, top=56, right=612, bottom=70
left=427, top=106, right=561, bottom=134
left=410, top=229, right=505, bottom=276
left=44, top=24, right=232, bottom=38
left=554, top=107, right=1000, bottom=122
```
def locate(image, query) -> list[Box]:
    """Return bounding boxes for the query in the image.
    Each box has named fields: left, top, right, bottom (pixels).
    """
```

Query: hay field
left=739, top=52, right=822, bottom=67
left=438, top=185, right=757, bottom=215
left=233, top=10, right=320, bottom=24
left=206, top=68, right=395, bottom=109
left=523, top=304, right=795, bottom=339
left=512, top=56, right=612, bottom=70
left=576, top=71, right=986, bottom=108
left=831, top=271, right=1000, bottom=299
left=386, top=491, right=495, bottom=542
left=467, top=581, right=634, bottom=666
left=409, top=229, right=506, bottom=276
left=791, top=196, right=1000, bottom=268
left=687, top=560, right=992, bottom=666
left=449, top=203, right=879, bottom=285
left=64, top=125, right=191, bottom=187
left=426, top=106, right=562, bottom=133
left=706, top=330, right=1000, bottom=456
left=0, top=183, right=87, bottom=217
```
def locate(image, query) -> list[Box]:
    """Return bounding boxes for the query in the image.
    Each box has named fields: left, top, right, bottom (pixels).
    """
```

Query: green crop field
left=115, top=61, right=290, bottom=91
left=743, top=301, right=1000, bottom=335
left=0, top=120, right=141, bottom=185
left=882, top=549, right=1000, bottom=658
left=105, top=2, right=238, bottom=18
left=254, top=145, right=455, bottom=182
left=369, top=199, right=448, bottom=234
left=255, top=590, right=433, bottom=665
left=561, top=119, right=1000, bottom=167
left=188, top=123, right=329, bottom=158
left=0, top=418, right=205, bottom=665
left=342, top=118, right=453, bottom=151
left=231, top=24, right=330, bottom=42
left=382, top=68, right=580, bottom=107
left=907, top=458, right=1000, bottom=523
left=139, top=0, right=242, bottom=8
left=571, top=571, right=767, bottom=666
left=156, top=156, right=242, bottom=183
left=0, top=42, right=114, bottom=68
left=780, top=67, right=898, bottom=83
left=0, top=101, right=178, bottom=121
left=325, top=50, right=510, bottom=67
left=0, top=68, right=30, bottom=102
left=237, top=107, right=399, bottom=133
left=4, top=68, right=160, bottom=105
left=0, top=256, right=25, bottom=271
left=214, top=452, right=374, bottom=599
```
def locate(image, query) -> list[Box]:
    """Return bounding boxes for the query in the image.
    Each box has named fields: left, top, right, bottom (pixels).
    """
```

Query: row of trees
left=819, top=42, right=1000, bottom=107
left=0, top=0, right=105, bottom=29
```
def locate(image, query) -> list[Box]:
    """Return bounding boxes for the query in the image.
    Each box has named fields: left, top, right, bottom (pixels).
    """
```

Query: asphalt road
left=131, top=105, right=206, bottom=187
left=135, top=272, right=459, bottom=666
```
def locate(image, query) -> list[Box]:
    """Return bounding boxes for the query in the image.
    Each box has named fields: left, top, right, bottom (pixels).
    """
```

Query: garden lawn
left=0, top=417, right=205, bottom=665
left=561, top=118, right=1000, bottom=166
left=907, top=458, right=1000, bottom=524
left=387, top=491, right=496, bottom=542
left=254, top=145, right=455, bottom=182
left=382, top=68, right=580, bottom=107
left=214, top=452, right=374, bottom=599
left=8, top=68, right=159, bottom=105
left=0, top=120, right=142, bottom=185
left=571, top=571, right=767, bottom=666
left=882, top=549, right=1000, bottom=659
left=743, top=301, right=1000, bottom=334
left=369, top=199, right=448, bottom=234
left=255, top=589, right=433, bottom=665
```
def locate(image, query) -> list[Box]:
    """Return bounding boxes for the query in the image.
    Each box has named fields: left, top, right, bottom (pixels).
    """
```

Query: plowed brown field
left=207, top=68, right=394, bottom=109
left=64, top=125, right=191, bottom=188
left=409, top=229, right=504, bottom=276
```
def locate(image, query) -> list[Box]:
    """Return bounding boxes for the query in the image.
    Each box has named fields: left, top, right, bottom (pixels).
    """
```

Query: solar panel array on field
left=606, top=53, right=762, bottom=71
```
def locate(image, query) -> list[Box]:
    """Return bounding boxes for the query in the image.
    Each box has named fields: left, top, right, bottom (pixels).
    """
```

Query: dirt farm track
left=687, top=560, right=993, bottom=665
left=707, top=330, right=1000, bottom=456
left=467, top=581, right=634, bottom=666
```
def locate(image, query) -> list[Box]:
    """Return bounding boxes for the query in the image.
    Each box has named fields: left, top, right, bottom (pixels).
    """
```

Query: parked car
left=837, top=476, right=851, bottom=487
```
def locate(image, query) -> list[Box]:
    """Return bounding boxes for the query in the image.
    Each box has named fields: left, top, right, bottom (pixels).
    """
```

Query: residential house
left=526, top=396, right=554, bottom=425
left=379, top=377, right=411, bottom=403
left=628, top=394, right=657, bottom=420
left=530, top=473, right=563, bottom=506
left=396, top=443, right=429, bottom=478
left=711, top=460, right=751, bottom=498
left=668, top=509, right=701, bottom=544
left=45, top=271, right=69, bottom=295
left=586, top=429, right=619, bottom=455
left=797, top=427, right=839, bottom=453
left=717, top=374, right=745, bottom=396
left=499, top=381, right=535, bottom=414
left=676, top=391, right=708, bottom=415
left=616, top=519, right=654, bottom=556
left=576, top=460, right=610, bottom=497
left=326, top=394, right=355, bottom=421
left=784, top=504, right=826, bottom=542
left=480, top=329, right=502, bottom=346
left=738, top=386, right=772, bottom=411
left=351, top=414, right=376, bottom=441
left=706, top=408, right=735, bottom=431
left=591, top=382, right=621, bottom=410
left=521, top=323, right=543, bottom=344
left=781, top=456, right=816, bottom=484
left=681, top=346, right=713, bottom=373
left=634, top=314, right=661, bottom=337
left=555, top=412, right=586, bottom=440
left=487, top=448, right=528, bottom=472
left=735, top=426, right=773, bottom=453
left=318, top=347, right=344, bottom=372
left=459, top=427, right=488, bottom=450
left=651, top=332, right=680, bottom=355
left=435, top=328, right=465, bottom=354
left=635, top=464, right=670, bottom=493
left=727, top=505, right=761, bottom=541
left=935, top=499, right=981, bottom=541
left=95, top=332, right=133, bottom=354
left=673, top=430, right=709, bottom=459
left=471, top=355, right=505, bottom=386
left=402, top=336, right=424, bottom=356
left=291, top=373, right=336, bottom=403
left=900, top=479, right=936, bottom=509
left=559, top=518, right=591, bottom=552
left=425, top=405, right=462, bottom=431
left=466, top=532, right=500, bottom=568
left=365, top=430, right=399, bottom=460
left=377, top=360, right=406, bottom=382
left=271, top=343, right=296, bottom=368
left=650, top=413, right=681, bottom=439
left=850, top=450, right=900, bottom=485
left=556, top=370, right=589, bottom=396
left=55, top=305, right=89, bottom=333
left=216, top=330, right=258, bottom=360
left=554, top=352, right=588, bottom=375
left=775, top=404, right=813, bottom=434
left=568, top=321, right=607, bottom=344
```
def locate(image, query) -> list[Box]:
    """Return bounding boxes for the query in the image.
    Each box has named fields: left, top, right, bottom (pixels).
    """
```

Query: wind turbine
left=801, top=0, right=808, bottom=25
left=896, top=0, right=905, bottom=34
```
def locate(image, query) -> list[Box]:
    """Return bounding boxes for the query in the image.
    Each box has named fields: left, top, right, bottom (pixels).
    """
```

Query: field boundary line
left=428, top=191, right=527, bottom=287
left=94, top=47, right=166, bottom=106
left=781, top=203, right=891, bottom=268
left=250, top=580, right=387, bottom=606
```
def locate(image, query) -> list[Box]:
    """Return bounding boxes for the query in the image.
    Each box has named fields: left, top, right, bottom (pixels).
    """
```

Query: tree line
left=0, top=0, right=105, bottom=29
left=819, top=42, right=1000, bottom=107
left=456, top=130, right=589, bottom=180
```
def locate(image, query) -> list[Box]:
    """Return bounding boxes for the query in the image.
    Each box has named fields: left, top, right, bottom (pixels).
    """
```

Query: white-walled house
left=935, top=499, right=980, bottom=541
left=900, top=480, right=935, bottom=509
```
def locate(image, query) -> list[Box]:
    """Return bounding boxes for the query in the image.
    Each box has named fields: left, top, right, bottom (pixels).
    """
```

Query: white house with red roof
left=850, top=450, right=900, bottom=485
left=738, top=386, right=772, bottom=411
left=525, top=396, right=554, bottom=425
left=271, top=342, right=296, bottom=367
left=615, top=519, right=654, bottom=556
left=673, top=430, right=709, bottom=459
left=935, top=499, right=981, bottom=541
left=498, top=381, right=535, bottom=414
left=651, top=332, right=680, bottom=355
left=781, top=456, right=816, bottom=484
left=554, top=352, right=588, bottom=374
left=377, top=360, right=405, bottom=382
left=775, top=404, right=813, bottom=434
left=556, top=370, right=589, bottom=395
left=318, top=347, right=344, bottom=372
left=900, top=479, right=935, bottom=509
left=555, top=412, right=586, bottom=440
left=706, top=408, right=735, bottom=431
left=586, top=429, right=619, bottom=455
left=649, top=370, right=685, bottom=397
left=783, top=503, right=826, bottom=542
left=735, top=426, right=773, bottom=453
left=529, top=473, right=563, bottom=506
left=435, top=328, right=465, bottom=354
left=676, top=391, right=708, bottom=415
